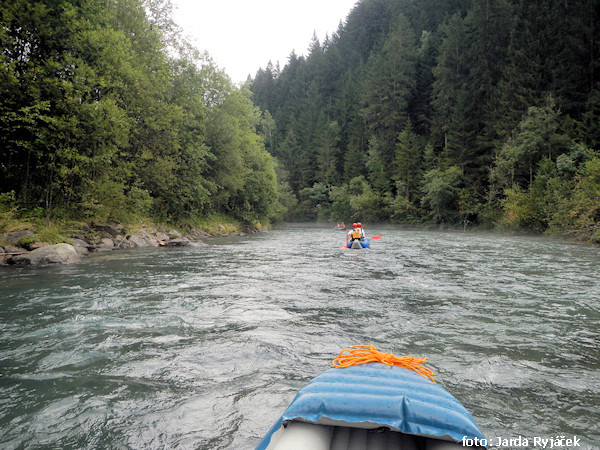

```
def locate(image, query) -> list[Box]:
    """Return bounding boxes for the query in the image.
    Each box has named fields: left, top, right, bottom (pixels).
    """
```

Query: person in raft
left=346, top=222, right=365, bottom=244
left=356, top=222, right=365, bottom=239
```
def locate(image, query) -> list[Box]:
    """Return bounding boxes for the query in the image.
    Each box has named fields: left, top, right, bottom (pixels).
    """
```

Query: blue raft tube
left=346, top=238, right=369, bottom=249
left=257, top=345, right=487, bottom=450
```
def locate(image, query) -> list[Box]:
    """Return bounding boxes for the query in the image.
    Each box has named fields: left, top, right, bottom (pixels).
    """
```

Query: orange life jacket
left=352, top=229, right=362, bottom=239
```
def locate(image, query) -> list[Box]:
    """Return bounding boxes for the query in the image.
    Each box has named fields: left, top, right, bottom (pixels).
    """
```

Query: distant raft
left=256, top=361, right=486, bottom=450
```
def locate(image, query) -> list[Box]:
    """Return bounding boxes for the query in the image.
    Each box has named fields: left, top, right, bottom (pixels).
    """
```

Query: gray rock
left=3, top=244, right=25, bottom=254
left=2, top=229, right=34, bottom=245
left=118, top=240, right=136, bottom=249
left=24, top=241, right=50, bottom=251
left=99, top=231, right=114, bottom=240
left=164, top=238, right=208, bottom=247
left=73, top=245, right=89, bottom=257
left=94, top=221, right=123, bottom=237
left=89, top=238, right=114, bottom=252
left=187, top=241, right=208, bottom=247
left=98, top=238, right=114, bottom=248
left=155, top=231, right=169, bottom=242
left=184, top=230, right=211, bottom=240
left=7, top=243, right=81, bottom=266
left=164, top=238, right=190, bottom=247
left=113, top=235, right=127, bottom=247
left=126, top=230, right=159, bottom=248
left=70, top=238, right=91, bottom=248
left=166, top=229, right=182, bottom=239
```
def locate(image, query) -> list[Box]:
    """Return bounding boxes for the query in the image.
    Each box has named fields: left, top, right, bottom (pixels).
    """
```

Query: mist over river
left=1, top=225, right=598, bottom=449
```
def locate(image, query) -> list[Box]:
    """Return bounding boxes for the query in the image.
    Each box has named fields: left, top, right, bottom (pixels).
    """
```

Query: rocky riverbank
left=1, top=221, right=255, bottom=266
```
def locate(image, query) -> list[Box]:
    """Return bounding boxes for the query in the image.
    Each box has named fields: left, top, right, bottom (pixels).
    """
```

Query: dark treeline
left=250, top=0, right=600, bottom=241
left=0, top=0, right=284, bottom=228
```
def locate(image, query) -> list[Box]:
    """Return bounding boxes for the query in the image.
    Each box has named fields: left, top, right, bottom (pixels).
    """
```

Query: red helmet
left=352, top=223, right=358, bottom=228
left=357, top=222, right=362, bottom=228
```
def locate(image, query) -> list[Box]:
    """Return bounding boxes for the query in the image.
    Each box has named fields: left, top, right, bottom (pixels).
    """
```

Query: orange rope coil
left=332, top=344, right=436, bottom=383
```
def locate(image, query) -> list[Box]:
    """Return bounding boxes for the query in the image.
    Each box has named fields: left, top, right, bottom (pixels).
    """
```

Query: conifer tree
left=393, top=122, right=422, bottom=202
left=361, top=13, right=417, bottom=161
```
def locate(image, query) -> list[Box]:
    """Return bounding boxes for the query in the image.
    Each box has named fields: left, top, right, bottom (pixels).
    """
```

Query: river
left=1, top=225, right=598, bottom=449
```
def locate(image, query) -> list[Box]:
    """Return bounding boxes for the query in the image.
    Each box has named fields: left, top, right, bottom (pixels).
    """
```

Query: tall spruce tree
left=361, top=13, right=418, bottom=178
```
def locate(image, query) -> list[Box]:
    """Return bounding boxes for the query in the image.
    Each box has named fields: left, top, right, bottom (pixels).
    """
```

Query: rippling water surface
left=1, top=225, right=599, bottom=449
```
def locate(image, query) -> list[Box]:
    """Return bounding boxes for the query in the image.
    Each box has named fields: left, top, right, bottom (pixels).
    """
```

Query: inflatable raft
left=257, top=346, right=486, bottom=450
left=347, top=238, right=369, bottom=249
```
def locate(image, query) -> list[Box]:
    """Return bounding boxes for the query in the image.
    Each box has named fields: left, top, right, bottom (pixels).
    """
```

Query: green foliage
left=296, top=183, right=330, bottom=221
left=492, top=99, right=572, bottom=190
left=389, top=187, right=418, bottom=224
left=18, top=224, right=69, bottom=246
left=502, top=186, right=540, bottom=230
left=204, top=82, right=279, bottom=224
left=0, top=0, right=284, bottom=228
left=316, top=120, right=341, bottom=186
left=551, top=154, right=600, bottom=240
left=393, top=123, right=423, bottom=202
left=0, top=191, right=17, bottom=214
left=347, top=176, right=390, bottom=222
left=500, top=157, right=561, bottom=232
left=184, top=213, right=243, bottom=236
left=420, top=166, right=464, bottom=224
left=0, top=191, right=21, bottom=235
left=248, top=0, right=600, bottom=241
left=271, top=160, right=297, bottom=222
left=361, top=13, right=418, bottom=148
left=80, top=176, right=153, bottom=224
left=366, top=137, right=390, bottom=192
left=329, top=184, right=353, bottom=221
left=3, top=0, right=599, bottom=241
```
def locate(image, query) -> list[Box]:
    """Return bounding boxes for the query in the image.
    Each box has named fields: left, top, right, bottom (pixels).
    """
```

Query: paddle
left=371, top=236, right=381, bottom=239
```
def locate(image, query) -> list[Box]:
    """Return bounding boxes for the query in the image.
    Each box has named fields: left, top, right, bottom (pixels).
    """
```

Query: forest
left=1, top=0, right=600, bottom=242
left=251, top=0, right=600, bottom=242
left=0, top=0, right=284, bottom=232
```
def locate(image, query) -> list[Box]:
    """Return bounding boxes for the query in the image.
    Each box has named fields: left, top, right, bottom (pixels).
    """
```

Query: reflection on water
left=1, top=226, right=599, bottom=449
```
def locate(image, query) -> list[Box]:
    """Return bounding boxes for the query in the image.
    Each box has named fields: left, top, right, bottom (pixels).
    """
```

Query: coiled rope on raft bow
left=332, top=344, right=436, bottom=383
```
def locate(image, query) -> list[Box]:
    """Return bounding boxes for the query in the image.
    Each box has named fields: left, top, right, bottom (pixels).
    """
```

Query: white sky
left=171, top=0, right=358, bottom=84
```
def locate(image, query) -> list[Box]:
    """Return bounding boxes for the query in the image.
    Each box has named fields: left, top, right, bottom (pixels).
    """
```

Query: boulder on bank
left=94, top=221, right=123, bottom=237
left=2, top=229, right=35, bottom=245
left=123, top=230, right=160, bottom=248
left=67, top=238, right=90, bottom=257
left=184, top=230, right=211, bottom=241
left=1, top=223, right=214, bottom=267
left=23, top=241, right=50, bottom=251
left=7, top=243, right=81, bottom=266
left=98, top=238, right=115, bottom=251
left=3, top=244, right=24, bottom=254
left=164, top=238, right=208, bottom=247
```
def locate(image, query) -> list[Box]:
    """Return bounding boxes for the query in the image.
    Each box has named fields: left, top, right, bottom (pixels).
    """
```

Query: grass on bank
left=0, top=209, right=81, bottom=247
left=179, top=213, right=267, bottom=235
left=0, top=201, right=262, bottom=249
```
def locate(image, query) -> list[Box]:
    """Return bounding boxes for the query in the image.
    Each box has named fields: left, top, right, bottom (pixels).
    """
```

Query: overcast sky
left=171, top=0, right=358, bottom=84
